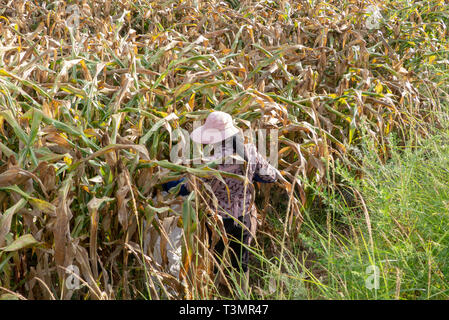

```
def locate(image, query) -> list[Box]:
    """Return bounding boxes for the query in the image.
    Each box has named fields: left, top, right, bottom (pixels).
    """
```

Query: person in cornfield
left=189, top=111, right=280, bottom=291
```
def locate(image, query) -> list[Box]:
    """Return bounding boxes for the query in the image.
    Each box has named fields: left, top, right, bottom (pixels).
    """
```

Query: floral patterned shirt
left=205, top=143, right=278, bottom=227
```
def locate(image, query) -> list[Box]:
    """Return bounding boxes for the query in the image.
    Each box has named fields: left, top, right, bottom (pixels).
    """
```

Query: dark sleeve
left=162, top=178, right=190, bottom=196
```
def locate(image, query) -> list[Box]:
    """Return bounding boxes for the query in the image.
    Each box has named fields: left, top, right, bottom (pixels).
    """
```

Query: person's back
left=208, top=141, right=277, bottom=225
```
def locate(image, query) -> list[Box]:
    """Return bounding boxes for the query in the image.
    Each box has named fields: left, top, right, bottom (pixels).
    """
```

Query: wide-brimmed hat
left=190, top=111, right=240, bottom=144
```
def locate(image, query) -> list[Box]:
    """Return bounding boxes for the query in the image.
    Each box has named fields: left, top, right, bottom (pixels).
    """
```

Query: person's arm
left=247, top=144, right=278, bottom=183
left=162, top=178, right=190, bottom=196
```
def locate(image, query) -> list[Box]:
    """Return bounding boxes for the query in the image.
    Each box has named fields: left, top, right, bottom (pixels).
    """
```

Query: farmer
left=190, top=111, right=279, bottom=289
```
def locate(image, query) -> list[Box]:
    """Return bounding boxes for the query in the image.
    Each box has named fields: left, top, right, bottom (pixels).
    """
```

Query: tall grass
left=0, top=0, right=447, bottom=299
left=252, top=113, right=449, bottom=299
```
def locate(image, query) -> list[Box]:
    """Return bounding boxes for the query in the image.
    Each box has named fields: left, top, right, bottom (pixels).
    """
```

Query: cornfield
left=0, top=0, right=447, bottom=299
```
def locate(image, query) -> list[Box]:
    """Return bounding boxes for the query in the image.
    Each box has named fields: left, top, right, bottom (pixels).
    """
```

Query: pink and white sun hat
left=190, top=111, right=240, bottom=144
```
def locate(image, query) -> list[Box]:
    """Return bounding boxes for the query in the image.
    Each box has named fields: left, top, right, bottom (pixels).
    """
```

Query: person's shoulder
left=243, top=143, right=257, bottom=154
left=243, top=143, right=260, bottom=162
left=243, top=142, right=257, bottom=152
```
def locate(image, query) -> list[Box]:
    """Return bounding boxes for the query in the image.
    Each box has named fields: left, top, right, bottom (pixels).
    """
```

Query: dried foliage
left=0, top=0, right=446, bottom=299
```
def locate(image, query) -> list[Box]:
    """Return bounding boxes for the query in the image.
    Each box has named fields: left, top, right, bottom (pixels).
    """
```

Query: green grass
left=249, top=116, right=449, bottom=299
